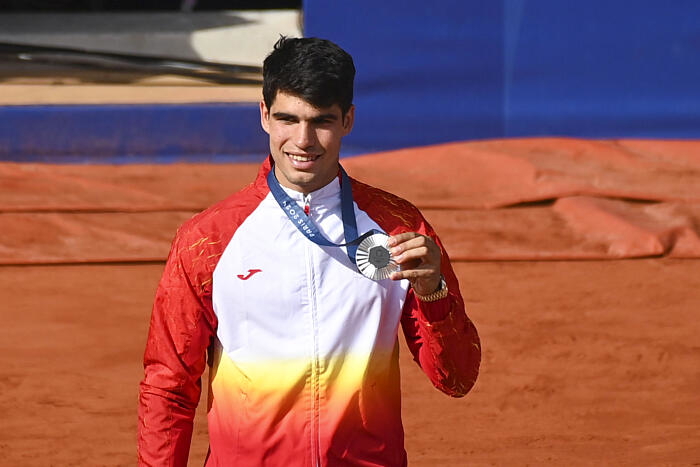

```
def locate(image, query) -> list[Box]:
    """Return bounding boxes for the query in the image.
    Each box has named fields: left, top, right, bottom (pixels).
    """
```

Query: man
left=138, top=37, right=480, bottom=466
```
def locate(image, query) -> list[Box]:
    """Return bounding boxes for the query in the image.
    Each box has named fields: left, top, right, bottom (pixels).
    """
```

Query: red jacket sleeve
left=138, top=229, right=218, bottom=466
left=347, top=178, right=481, bottom=397
left=400, top=221, right=481, bottom=397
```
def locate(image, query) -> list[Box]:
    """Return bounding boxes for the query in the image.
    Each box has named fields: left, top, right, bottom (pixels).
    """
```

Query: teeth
left=287, top=153, right=316, bottom=162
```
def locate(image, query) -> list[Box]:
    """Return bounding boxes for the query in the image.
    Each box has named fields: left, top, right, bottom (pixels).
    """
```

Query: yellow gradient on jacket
left=206, top=342, right=401, bottom=459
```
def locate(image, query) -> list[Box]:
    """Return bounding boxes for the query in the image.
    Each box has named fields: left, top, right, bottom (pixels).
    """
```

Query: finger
left=395, top=259, right=440, bottom=276
left=389, top=234, right=431, bottom=257
left=392, top=245, right=431, bottom=265
left=390, top=267, right=437, bottom=282
left=396, top=258, right=421, bottom=276
left=388, top=232, right=422, bottom=247
left=392, top=240, right=441, bottom=268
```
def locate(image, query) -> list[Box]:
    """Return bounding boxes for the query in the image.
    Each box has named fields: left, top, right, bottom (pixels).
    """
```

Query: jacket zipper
left=304, top=195, right=321, bottom=466
left=303, top=193, right=311, bottom=216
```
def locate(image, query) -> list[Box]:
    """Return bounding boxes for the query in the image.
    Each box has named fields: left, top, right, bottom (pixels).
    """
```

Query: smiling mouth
left=286, top=152, right=319, bottom=162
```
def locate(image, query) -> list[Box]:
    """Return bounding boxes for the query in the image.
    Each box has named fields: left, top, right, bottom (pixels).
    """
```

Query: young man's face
left=260, top=91, right=354, bottom=194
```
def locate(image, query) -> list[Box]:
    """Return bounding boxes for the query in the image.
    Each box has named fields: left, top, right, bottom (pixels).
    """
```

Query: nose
left=293, top=122, right=316, bottom=149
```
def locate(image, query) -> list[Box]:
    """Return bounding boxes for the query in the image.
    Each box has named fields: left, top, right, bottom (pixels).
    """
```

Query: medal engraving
left=356, top=233, right=399, bottom=280
left=368, top=246, right=391, bottom=268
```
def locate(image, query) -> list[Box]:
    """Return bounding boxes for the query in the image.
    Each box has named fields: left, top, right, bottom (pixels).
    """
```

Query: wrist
left=414, top=276, right=448, bottom=302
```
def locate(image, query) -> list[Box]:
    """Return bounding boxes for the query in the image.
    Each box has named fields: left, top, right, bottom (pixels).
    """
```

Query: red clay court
left=1, top=138, right=699, bottom=465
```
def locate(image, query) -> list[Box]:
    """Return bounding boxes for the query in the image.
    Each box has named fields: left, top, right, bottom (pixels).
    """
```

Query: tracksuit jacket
left=138, top=158, right=481, bottom=466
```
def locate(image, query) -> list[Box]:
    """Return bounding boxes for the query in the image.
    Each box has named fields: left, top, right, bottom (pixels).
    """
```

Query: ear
left=260, top=100, right=271, bottom=134
left=342, top=105, right=355, bottom=136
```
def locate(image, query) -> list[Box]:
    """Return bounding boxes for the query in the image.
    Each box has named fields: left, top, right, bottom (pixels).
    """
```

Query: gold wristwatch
left=414, top=276, right=448, bottom=302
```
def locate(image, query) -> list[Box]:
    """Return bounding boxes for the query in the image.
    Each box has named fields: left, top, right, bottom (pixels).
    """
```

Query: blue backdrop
left=305, top=0, right=700, bottom=154
left=0, top=103, right=266, bottom=163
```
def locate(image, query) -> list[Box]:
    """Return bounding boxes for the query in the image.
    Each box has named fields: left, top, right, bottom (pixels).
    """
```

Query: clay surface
left=1, top=139, right=699, bottom=465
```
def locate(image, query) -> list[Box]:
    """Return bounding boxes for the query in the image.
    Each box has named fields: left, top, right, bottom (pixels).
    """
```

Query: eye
left=272, top=113, right=299, bottom=124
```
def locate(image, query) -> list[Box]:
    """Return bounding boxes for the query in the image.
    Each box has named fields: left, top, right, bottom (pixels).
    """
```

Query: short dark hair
left=263, top=36, right=355, bottom=115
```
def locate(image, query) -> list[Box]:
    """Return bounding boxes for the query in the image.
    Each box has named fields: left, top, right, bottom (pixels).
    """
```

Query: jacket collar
left=257, top=155, right=342, bottom=203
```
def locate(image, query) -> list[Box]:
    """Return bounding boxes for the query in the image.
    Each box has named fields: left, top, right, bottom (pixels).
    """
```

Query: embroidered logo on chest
left=237, top=269, right=262, bottom=280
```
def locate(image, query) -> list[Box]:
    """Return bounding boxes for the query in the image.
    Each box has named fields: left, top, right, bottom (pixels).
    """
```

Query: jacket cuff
left=414, top=290, right=458, bottom=328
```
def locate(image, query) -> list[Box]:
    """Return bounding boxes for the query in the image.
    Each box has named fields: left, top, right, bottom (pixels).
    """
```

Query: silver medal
left=355, top=232, right=399, bottom=280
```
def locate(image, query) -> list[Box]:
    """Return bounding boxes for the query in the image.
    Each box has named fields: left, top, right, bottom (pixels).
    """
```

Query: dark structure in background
left=0, top=0, right=300, bottom=10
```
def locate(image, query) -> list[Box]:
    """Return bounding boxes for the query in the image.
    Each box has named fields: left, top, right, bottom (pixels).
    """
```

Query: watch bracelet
left=414, top=276, right=448, bottom=302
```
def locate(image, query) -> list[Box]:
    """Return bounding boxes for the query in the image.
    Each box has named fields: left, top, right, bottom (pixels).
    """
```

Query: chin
left=285, top=174, right=316, bottom=189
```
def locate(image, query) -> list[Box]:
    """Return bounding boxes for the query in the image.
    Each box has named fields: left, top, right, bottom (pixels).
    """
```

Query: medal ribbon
left=266, top=165, right=381, bottom=264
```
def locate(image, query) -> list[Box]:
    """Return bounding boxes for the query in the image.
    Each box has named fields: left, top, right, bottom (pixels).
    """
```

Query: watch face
left=355, top=232, right=399, bottom=281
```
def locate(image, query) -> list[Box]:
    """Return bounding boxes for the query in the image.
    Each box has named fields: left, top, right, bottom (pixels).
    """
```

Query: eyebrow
left=272, top=112, right=339, bottom=123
